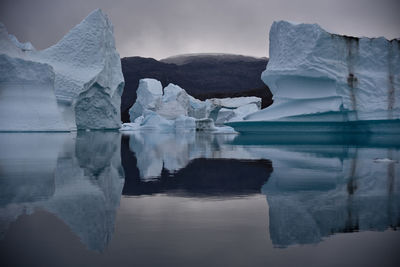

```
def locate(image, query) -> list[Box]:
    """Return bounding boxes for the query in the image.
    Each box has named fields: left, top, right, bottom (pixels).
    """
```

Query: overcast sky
left=1, top=0, right=399, bottom=59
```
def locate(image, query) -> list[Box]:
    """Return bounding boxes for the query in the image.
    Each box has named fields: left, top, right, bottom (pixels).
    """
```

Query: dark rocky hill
left=161, top=53, right=267, bottom=65
left=121, top=54, right=272, bottom=122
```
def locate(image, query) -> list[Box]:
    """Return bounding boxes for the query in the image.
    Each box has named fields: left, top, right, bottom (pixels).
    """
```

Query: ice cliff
left=245, top=21, right=400, bottom=123
left=123, top=78, right=260, bottom=132
left=0, top=9, right=124, bottom=131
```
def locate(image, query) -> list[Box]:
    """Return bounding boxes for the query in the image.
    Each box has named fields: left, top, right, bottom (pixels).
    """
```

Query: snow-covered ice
left=0, top=9, right=124, bottom=131
left=241, top=21, right=400, bottom=127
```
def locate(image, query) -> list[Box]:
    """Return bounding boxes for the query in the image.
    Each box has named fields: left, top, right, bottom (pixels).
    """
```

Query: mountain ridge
left=160, top=53, right=267, bottom=65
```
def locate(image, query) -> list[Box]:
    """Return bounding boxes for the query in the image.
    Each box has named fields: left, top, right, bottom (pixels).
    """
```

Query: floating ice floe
left=123, top=78, right=261, bottom=132
left=373, top=158, right=398, bottom=163
left=0, top=9, right=124, bottom=131
left=227, top=20, right=400, bottom=133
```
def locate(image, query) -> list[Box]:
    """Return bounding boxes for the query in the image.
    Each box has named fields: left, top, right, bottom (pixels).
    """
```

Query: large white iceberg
left=125, top=78, right=261, bottom=132
left=234, top=21, right=400, bottom=132
left=0, top=9, right=124, bottom=131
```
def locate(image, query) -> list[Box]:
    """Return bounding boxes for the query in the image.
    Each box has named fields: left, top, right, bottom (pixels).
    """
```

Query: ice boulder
left=245, top=21, right=400, bottom=123
left=129, top=78, right=163, bottom=121
left=157, top=83, right=190, bottom=119
left=0, top=9, right=124, bottom=131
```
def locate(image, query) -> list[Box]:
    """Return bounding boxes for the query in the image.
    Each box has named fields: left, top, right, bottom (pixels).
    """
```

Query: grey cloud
left=1, top=0, right=399, bottom=59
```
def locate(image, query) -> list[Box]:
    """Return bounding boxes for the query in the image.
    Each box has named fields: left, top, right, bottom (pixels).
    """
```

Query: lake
left=0, top=131, right=399, bottom=267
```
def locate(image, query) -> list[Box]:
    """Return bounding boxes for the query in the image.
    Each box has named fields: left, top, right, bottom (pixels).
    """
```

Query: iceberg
left=125, top=78, right=261, bottom=132
left=129, top=79, right=163, bottom=121
left=0, top=9, right=124, bottom=131
left=228, top=21, right=400, bottom=133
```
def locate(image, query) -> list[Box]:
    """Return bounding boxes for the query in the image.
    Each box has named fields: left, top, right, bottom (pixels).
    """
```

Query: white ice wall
left=247, top=21, right=400, bottom=122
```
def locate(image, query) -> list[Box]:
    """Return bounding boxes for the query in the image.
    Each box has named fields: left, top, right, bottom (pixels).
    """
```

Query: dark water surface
left=0, top=131, right=399, bottom=267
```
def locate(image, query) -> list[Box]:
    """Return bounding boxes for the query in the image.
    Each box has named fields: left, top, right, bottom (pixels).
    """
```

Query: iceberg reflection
left=0, top=131, right=125, bottom=251
left=244, top=134, right=400, bottom=247
left=123, top=131, right=272, bottom=196
left=128, top=131, right=273, bottom=180
left=126, top=131, right=400, bottom=246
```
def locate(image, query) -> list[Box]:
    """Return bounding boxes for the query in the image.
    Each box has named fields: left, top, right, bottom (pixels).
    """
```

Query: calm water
left=0, top=131, right=399, bottom=267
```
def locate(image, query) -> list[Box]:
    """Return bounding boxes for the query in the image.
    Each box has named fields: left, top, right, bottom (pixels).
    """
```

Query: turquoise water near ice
left=226, top=119, right=400, bottom=134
